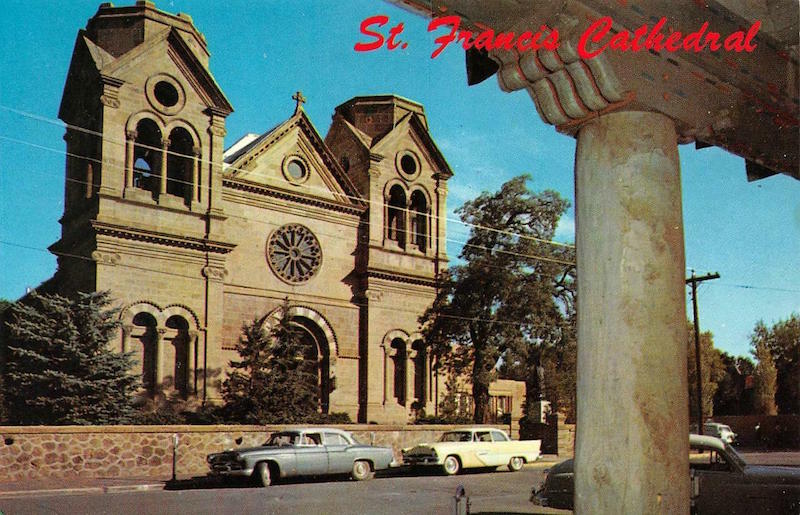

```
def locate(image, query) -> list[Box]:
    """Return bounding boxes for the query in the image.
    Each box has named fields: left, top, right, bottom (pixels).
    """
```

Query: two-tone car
left=531, top=434, right=800, bottom=513
left=207, top=428, right=397, bottom=486
left=402, top=428, right=541, bottom=475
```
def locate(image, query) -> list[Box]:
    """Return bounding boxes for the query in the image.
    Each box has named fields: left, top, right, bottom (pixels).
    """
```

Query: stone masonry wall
left=0, top=424, right=506, bottom=482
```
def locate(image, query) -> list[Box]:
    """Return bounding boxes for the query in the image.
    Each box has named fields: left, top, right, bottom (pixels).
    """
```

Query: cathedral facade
left=49, top=1, right=452, bottom=423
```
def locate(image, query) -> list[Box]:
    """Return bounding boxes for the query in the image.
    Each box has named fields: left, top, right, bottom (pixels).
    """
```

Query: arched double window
left=126, top=117, right=199, bottom=206
left=385, top=184, right=431, bottom=253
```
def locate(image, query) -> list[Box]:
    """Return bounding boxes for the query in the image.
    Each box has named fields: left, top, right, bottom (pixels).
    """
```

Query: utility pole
left=686, top=271, right=720, bottom=434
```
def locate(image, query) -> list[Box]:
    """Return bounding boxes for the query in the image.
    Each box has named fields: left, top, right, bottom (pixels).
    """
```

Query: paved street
left=2, top=451, right=797, bottom=515
left=0, top=467, right=565, bottom=515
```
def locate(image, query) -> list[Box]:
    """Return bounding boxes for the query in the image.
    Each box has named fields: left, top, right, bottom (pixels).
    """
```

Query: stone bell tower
left=52, top=1, right=234, bottom=399
left=326, top=95, right=452, bottom=422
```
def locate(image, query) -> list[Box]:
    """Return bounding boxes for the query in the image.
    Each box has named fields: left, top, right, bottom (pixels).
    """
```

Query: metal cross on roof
left=292, top=91, right=306, bottom=114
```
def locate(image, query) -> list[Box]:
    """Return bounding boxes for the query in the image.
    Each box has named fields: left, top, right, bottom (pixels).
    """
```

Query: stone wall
left=711, top=415, right=799, bottom=449
left=0, top=424, right=505, bottom=482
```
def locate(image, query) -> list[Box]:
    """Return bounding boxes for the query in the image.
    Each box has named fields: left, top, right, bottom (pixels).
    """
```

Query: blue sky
left=0, top=1, right=797, bottom=359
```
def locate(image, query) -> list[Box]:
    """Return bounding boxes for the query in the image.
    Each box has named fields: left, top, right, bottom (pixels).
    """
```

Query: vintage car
left=207, top=428, right=396, bottom=486
left=531, top=434, right=800, bottom=514
left=402, top=428, right=541, bottom=475
left=702, top=421, right=737, bottom=445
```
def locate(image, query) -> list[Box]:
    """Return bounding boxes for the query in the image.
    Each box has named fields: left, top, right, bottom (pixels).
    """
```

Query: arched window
left=412, top=340, right=427, bottom=404
left=391, top=338, right=407, bottom=405
left=166, top=315, right=190, bottom=397
left=133, top=119, right=162, bottom=200
left=409, top=190, right=429, bottom=252
left=166, top=127, right=194, bottom=205
left=132, top=312, right=158, bottom=392
left=387, top=185, right=407, bottom=248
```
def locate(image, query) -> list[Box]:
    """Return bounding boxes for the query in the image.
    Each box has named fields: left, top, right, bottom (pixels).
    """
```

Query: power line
left=0, top=104, right=576, bottom=250
left=0, top=239, right=571, bottom=330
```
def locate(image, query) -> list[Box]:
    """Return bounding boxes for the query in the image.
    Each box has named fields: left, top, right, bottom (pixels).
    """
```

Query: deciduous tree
left=751, top=315, right=800, bottom=414
left=422, top=176, right=574, bottom=423
left=752, top=339, right=778, bottom=415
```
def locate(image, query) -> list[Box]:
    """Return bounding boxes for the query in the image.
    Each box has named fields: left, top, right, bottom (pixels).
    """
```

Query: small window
left=324, top=432, right=349, bottom=446
left=340, top=155, right=350, bottom=172
left=154, top=81, right=179, bottom=107
left=396, top=150, right=421, bottom=180
left=283, top=156, right=310, bottom=184
left=477, top=431, right=492, bottom=442
left=491, top=430, right=509, bottom=442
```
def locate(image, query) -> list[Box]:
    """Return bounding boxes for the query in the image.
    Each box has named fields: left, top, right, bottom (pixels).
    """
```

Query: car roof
left=273, top=428, right=350, bottom=435
left=689, top=433, right=726, bottom=450
left=444, top=427, right=507, bottom=432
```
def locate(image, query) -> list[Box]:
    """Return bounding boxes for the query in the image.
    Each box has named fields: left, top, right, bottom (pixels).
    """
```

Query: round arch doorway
left=290, top=316, right=332, bottom=414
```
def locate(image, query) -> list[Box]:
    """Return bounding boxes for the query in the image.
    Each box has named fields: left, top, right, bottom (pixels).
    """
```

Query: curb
left=0, top=483, right=164, bottom=499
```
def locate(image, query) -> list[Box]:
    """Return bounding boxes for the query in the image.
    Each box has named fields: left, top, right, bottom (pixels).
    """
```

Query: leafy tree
left=422, top=176, right=573, bottom=423
left=713, top=352, right=756, bottom=415
left=3, top=291, right=137, bottom=425
left=751, top=315, right=800, bottom=414
left=221, top=298, right=319, bottom=424
left=752, top=339, right=778, bottom=415
left=686, top=324, right=727, bottom=419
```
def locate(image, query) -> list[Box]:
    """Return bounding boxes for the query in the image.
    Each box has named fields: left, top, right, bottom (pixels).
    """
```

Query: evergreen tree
left=221, top=298, right=319, bottom=423
left=3, top=291, right=137, bottom=425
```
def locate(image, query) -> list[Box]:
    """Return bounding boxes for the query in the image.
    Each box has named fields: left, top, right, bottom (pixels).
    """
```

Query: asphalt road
left=0, top=467, right=565, bottom=515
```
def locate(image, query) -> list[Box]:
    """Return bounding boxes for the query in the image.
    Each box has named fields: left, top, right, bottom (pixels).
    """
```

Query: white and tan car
left=402, top=428, right=541, bottom=475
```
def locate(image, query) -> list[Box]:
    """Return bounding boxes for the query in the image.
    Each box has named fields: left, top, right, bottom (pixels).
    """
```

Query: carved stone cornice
left=99, top=74, right=124, bottom=109
left=202, top=265, right=228, bottom=282
left=222, top=177, right=367, bottom=217
left=90, top=220, right=236, bottom=254
left=367, top=268, right=437, bottom=288
left=91, top=250, right=121, bottom=265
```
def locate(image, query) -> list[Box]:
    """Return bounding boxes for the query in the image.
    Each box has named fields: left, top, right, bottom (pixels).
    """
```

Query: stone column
left=381, top=343, right=390, bottom=405
left=188, top=330, right=198, bottom=395
left=155, top=328, right=167, bottom=387
left=125, top=130, right=137, bottom=189
left=405, top=344, right=414, bottom=408
left=160, top=137, right=170, bottom=196
left=192, top=146, right=201, bottom=203
left=574, top=111, right=689, bottom=514
left=121, top=324, right=133, bottom=354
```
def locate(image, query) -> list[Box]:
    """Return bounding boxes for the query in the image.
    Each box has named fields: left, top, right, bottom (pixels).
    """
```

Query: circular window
left=287, top=159, right=306, bottom=180
left=153, top=81, right=179, bottom=107
left=282, top=156, right=310, bottom=184
left=145, top=74, right=185, bottom=115
left=396, top=150, right=421, bottom=180
left=267, top=224, right=322, bottom=283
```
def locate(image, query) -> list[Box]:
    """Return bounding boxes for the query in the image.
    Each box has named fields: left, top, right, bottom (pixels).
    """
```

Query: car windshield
left=265, top=432, right=300, bottom=446
left=724, top=442, right=747, bottom=469
left=440, top=431, right=473, bottom=442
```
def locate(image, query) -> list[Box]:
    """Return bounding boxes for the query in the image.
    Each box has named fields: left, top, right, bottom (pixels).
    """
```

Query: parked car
left=402, top=428, right=541, bottom=475
left=702, top=422, right=737, bottom=444
left=531, top=434, right=800, bottom=514
left=207, top=428, right=397, bottom=486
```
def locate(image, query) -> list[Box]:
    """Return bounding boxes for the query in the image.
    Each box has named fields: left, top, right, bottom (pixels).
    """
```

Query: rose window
left=267, top=224, right=322, bottom=283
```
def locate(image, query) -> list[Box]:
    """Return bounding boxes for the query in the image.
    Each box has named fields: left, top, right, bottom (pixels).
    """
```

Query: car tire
left=351, top=460, right=372, bottom=481
left=508, top=456, right=524, bottom=472
left=254, top=462, right=272, bottom=487
left=442, top=455, right=461, bottom=475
